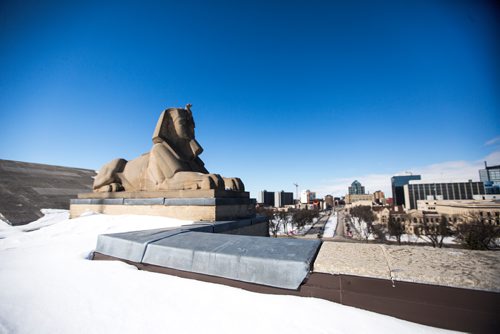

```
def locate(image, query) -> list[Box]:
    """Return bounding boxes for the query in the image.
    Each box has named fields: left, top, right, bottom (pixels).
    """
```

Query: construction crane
left=293, top=183, right=299, bottom=204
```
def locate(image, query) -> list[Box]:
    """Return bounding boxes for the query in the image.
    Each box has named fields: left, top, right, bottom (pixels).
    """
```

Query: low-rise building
left=300, top=190, right=316, bottom=204
left=373, top=190, right=386, bottom=205
left=416, top=199, right=500, bottom=225
left=324, top=195, right=334, bottom=209
left=345, top=194, right=373, bottom=204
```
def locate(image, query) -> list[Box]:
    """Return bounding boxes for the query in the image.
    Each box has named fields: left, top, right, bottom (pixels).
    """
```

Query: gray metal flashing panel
left=142, top=232, right=322, bottom=289
left=213, top=219, right=252, bottom=233
left=71, top=199, right=92, bottom=205
left=70, top=198, right=124, bottom=205
left=163, top=198, right=216, bottom=206
left=182, top=223, right=214, bottom=233
left=95, top=228, right=186, bottom=262
left=72, top=197, right=252, bottom=206
left=163, top=198, right=252, bottom=206
left=123, top=198, right=165, bottom=205
left=102, top=198, right=125, bottom=205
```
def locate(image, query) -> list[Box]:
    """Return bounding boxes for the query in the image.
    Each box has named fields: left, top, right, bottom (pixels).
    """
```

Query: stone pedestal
left=70, top=190, right=255, bottom=221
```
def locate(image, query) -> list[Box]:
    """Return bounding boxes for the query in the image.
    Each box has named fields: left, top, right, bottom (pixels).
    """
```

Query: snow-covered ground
left=322, top=213, right=338, bottom=238
left=385, top=234, right=456, bottom=244
left=0, top=210, right=457, bottom=333
left=271, top=218, right=317, bottom=236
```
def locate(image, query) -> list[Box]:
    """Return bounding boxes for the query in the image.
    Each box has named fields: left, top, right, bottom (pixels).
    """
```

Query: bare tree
left=350, top=206, right=375, bottom=241
left=274, top=210, right=289, bottom=235
left=371, top=223, right=387, bottom=242
left=256, top=206, right=278, bottom=237
left=387, top=213, right=405, bottom=245
left=291, top=208, right=319, bottom=231
left=455, top=212, right=500, bottom=250
left=417, top=214, right=453, bottom=248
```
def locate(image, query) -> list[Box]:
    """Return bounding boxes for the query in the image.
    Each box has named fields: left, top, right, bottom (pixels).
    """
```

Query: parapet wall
left=0, top=159, right=95, bottom=225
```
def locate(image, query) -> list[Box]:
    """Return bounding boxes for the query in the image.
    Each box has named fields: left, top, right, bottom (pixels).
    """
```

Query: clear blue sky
left=1, top=0, right=499, bottom=198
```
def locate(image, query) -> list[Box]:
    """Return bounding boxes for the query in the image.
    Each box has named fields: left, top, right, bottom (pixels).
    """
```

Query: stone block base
left=70, top=191, right=256, bottom=221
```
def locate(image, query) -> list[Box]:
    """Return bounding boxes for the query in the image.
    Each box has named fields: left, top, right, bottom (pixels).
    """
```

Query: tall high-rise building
left=479, top=162, right=500, bottom=183
left=391, top=175, right=421, bottom=206
left=259, top=190, right=275, bottom=206
left=403, top=181, right=485, bottom=210
left=479, top=162, right=500, bottom=194
left=259, top=190, right=293, bottom=207
left=348, top=180, right=365, bottom=195
left=274, top=191, right=294, bottom=208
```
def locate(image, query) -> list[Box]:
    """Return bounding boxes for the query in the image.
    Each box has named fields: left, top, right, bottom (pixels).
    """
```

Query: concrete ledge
left=314, top=242, right=500, bottom=292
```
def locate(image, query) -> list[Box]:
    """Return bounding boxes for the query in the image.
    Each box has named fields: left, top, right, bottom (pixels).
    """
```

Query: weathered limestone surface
left=386, top=246, right=500, bottom=291
left=314, top=243, right=391, bottom=280
left=314, top=242, right=500, bottom=292
left=92, top=105, right=244, bottom=193
left=71, top=106, right=254, bottom=221
left=70, top=203, right=254, bottom=221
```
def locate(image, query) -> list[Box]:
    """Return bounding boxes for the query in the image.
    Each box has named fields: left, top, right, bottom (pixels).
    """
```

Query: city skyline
left=1, top=0, right=499, bottom=199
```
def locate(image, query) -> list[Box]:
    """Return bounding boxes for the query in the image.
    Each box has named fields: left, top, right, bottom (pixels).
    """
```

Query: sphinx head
left=153, top=106, right=196, bottom=143
left=170, top=108, right=195, bottom=140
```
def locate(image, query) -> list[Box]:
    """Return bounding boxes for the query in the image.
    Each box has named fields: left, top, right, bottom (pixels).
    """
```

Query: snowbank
left=0, top=211, right=455, bottom=333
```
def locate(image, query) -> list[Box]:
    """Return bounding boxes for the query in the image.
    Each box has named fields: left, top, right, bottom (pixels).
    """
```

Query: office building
left=403, top=181, right=485, bottom=210
left=479, top=162, right=500, bottom=183
left=391, top=174, right=421, bottom=206
left=348, top=180, right=365, bottom=195
left=274, top=191, right=294, bottom=208
left=259, top=190, right=293, bottom=207
left=479, top=162, right=500, bottom=194
left=259, top=190, right=275, bottom=207
left=300, top=190, right=316, bottom=204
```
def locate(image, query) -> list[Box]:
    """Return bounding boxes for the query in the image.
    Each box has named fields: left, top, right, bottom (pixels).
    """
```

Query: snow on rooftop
left=0, top=210, right=455, bottom=333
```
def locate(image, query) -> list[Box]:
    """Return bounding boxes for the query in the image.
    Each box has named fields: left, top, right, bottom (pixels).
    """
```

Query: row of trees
left=256, top=207, right=320, bottom=237
left=345, top=206, right=500, bottom=250
left=387, top=212, right=499, bottom=250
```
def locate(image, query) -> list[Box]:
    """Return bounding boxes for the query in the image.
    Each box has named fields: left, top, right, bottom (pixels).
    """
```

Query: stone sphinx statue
left=93, top=105, right=244, bottom=192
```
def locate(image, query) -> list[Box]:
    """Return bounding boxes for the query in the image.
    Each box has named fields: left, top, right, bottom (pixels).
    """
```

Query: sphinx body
left=93, top=106, right=244, bottom=192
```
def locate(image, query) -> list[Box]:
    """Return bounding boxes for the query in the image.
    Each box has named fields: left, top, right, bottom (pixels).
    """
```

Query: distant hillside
left=0, top=159, right=95, bottom=226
